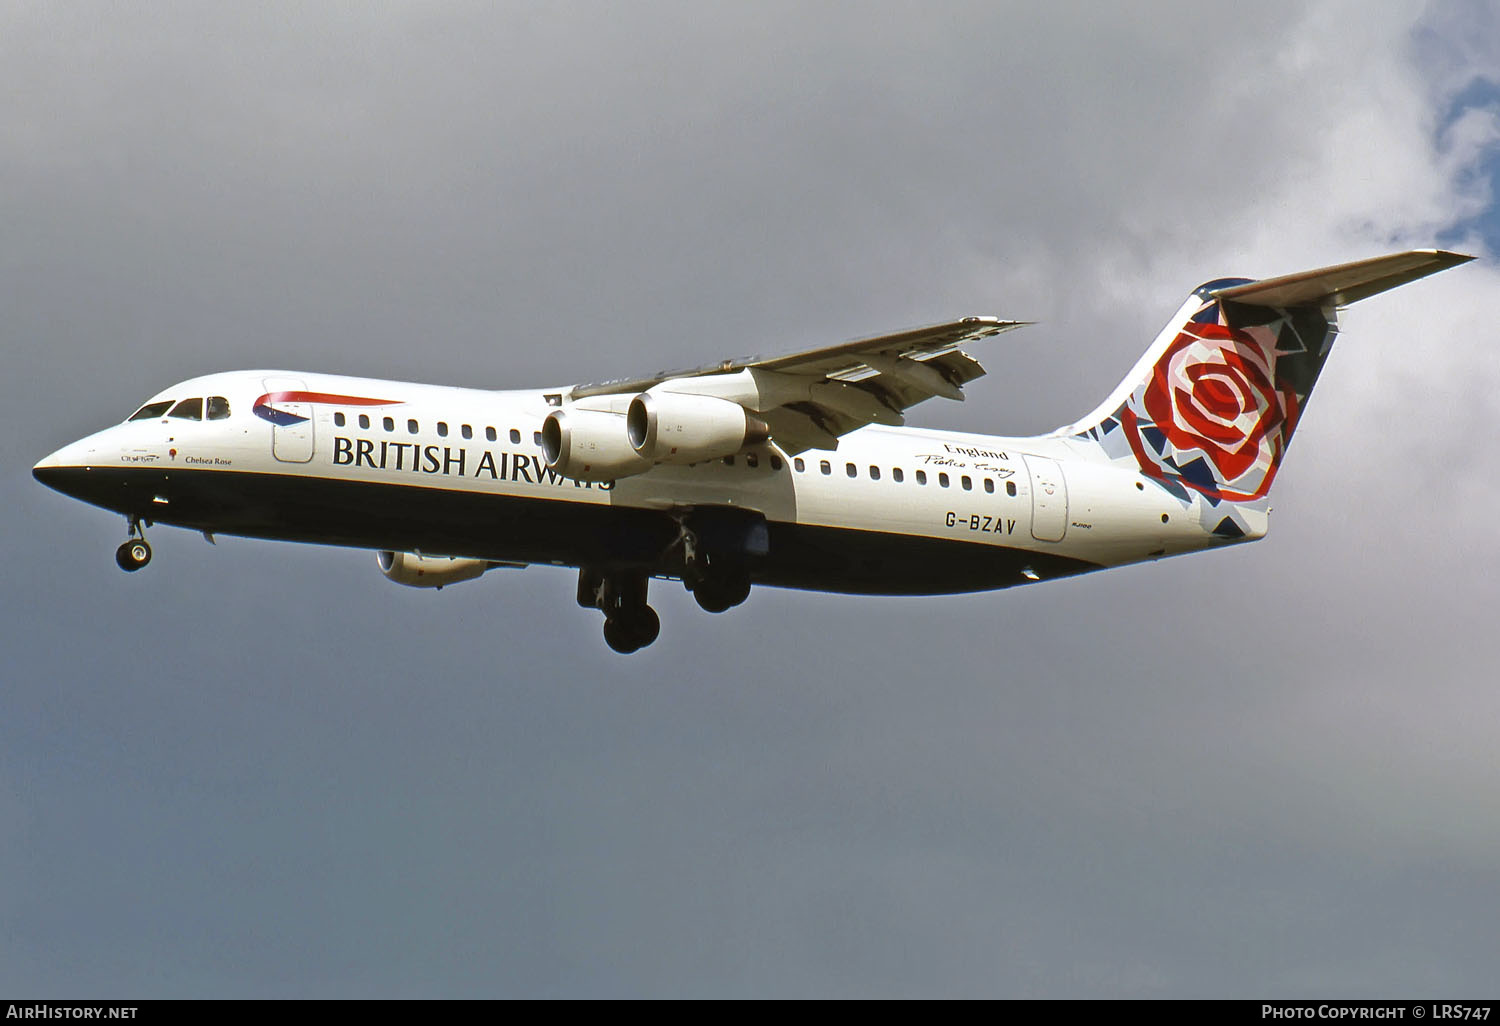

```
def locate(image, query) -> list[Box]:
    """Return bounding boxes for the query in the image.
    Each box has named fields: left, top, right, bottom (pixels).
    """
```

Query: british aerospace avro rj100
left=34, top=250, right=1470, bottom=652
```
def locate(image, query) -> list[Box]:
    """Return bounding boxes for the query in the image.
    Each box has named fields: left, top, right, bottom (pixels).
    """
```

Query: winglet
left=1209, top=249, right=1474, bottom=308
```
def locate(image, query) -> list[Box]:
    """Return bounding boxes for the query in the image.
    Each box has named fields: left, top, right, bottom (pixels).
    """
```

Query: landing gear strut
left=579, top=568, right=660, bottom=654
left=115, top=516, right=152, bottom=572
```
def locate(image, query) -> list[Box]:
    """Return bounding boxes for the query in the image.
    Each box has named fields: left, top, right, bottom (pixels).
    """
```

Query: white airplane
left=35, top=250, right=1471, bottom=652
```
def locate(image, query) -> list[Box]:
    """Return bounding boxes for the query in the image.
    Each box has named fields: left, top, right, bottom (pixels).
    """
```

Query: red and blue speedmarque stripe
left=252, top=392, right=401, bottom=427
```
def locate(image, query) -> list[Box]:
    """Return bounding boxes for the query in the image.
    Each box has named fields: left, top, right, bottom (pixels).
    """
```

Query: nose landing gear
left=115, top=516, right=152, bottom=572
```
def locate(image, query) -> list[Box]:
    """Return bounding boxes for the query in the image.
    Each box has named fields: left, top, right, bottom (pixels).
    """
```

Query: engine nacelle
left=377, top=550, right=492, bottom=589
left=540, top=408, right=653, bottom=482
left=627, top=392, right=769, bottom=465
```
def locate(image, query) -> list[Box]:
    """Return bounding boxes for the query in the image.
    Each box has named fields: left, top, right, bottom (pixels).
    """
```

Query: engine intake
left=541, top=409, right=652, bottom=482
left=627, top=392, right=769, bottom=465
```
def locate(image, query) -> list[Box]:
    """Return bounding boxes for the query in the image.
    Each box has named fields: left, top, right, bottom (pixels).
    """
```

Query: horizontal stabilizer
left=1211, top=249, right=1473, bottom=308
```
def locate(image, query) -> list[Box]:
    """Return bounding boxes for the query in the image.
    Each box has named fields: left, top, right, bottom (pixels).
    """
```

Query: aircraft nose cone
left=33, top=454, right=80, bottom=496
left=33, top=449, right=63, bottom=485
left=33, top=441, right=99, bottom=500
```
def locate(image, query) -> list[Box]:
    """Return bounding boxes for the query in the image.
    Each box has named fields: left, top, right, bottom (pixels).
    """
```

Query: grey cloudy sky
left=5, top=0, right=1500, bottom=997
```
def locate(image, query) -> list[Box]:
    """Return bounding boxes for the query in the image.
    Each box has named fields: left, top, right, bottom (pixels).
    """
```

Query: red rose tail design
left=1119, top=310, right=1323, bottom=502
left=1056, top=252, right=1467, bottom=522
left=1068, top=282, right=1340, bottom=506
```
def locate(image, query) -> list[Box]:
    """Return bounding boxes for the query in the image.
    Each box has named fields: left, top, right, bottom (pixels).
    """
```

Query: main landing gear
left=686, top=562, right=751, bottom=613
left=578, top=512, right=759, bottom=653
left=672, top=518, right=751, bottom=614
left=578, top=568, right=660, bottom=654
left=115, top=516, right=152, bottom=572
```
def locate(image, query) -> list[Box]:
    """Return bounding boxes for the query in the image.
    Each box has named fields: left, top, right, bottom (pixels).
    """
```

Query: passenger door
left=1024, top=454, right=1068, bottom=543
left=261, top=376, right=316, bottom=463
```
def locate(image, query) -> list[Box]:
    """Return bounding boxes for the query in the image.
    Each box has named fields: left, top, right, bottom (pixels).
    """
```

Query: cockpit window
left=168, top=398, right=203, bottom=421
left=206, top=396, right=231, bottom=420
left=127, top=400, right=173, bottom=422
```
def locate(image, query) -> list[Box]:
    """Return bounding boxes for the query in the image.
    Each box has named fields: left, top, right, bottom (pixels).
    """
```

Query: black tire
left=631, top=606, right=660, bottom=648
left=603, top=606, right=660, bottom=653
left=721, top=574, right=750, bottom=608
left=693, top=584, right=732, bottom=613
left=115, top=539, right=151, bottom=572
left=603, top=617, right=640, bottom=654
left=692, top=573, right=749, bottom=613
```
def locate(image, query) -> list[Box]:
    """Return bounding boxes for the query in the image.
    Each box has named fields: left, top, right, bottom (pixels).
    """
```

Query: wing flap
left=761, top=405, right=842, bottom=455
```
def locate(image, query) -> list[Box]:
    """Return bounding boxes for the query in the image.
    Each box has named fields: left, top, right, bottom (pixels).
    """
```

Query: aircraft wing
left=567, top=317, right=1026, bottom=453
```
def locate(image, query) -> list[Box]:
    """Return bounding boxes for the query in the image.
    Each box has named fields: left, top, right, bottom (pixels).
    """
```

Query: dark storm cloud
left=4, top=0, right=1498, bottom=997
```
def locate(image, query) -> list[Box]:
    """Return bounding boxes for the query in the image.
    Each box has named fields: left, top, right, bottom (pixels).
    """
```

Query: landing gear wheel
left=591, top=569, right=661, bottom=653
left=603, top=618, right=637, bottom=654
left=691, top=572, right=750, bottom=613
left=693, top=585, right=732, bottom=614
left=115, top=539, right=152, bottom=572
left=631, top=605, right=661, bottom=648
left=600, top=606, right=660, bottom=654
left=602, top=606, right=659, bottom=654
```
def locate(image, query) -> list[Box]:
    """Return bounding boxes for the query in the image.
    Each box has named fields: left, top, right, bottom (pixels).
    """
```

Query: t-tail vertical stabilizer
left=1063, top=250, right=1472, bottom=526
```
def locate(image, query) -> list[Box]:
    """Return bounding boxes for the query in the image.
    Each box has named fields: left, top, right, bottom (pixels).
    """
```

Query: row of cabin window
left=720, top=451, right=1019, bottom=496
left=332, top=411, right=541, bottom=446
left=720, top=453, right=785, bottom=472
left=794, top=456, right=1017, bottom=495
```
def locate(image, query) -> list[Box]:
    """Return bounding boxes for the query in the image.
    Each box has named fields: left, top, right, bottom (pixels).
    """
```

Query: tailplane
left=1066, top=250, right=1472, bottom=503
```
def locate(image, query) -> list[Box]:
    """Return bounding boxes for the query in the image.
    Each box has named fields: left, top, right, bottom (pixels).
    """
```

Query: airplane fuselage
left=33, top=369, right=1246, bottom=597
